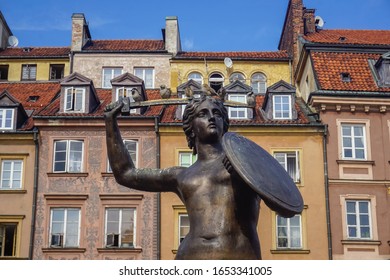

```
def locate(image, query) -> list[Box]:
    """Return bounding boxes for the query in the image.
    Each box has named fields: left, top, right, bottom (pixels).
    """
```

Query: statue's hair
left=182, top=96, right=229, bottom=155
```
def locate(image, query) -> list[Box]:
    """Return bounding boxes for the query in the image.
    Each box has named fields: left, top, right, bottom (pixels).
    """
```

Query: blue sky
left=1, top=0, right=389, bottom=51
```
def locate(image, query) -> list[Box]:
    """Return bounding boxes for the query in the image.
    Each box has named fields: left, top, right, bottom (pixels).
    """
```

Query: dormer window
left=65, top=87, right=85, bottom=112
left=228, top=94, right=247, bottom=119
left=273, top=95, right=291, bottom=119
left=372, top=52, right=390, bottom=87
left=341, top=72, right=351, bottom=82
left=0, top=108, right=14, bottom=130
left=116, top=87, right=136, bottom=113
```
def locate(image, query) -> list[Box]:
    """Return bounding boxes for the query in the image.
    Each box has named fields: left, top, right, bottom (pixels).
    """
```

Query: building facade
left=288, top=0, right=390, bottom=259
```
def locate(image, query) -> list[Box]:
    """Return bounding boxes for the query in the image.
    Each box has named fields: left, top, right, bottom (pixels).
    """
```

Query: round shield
left=222, top=132, right=303, bottom=217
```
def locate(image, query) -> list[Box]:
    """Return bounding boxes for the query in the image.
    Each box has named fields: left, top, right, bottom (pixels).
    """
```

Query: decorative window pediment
left=225, top=80, right=253, bottom=120
left=0, top=90, right=28, bottom=131
left=111, top=73, right=147, bottom=115
left=176, top=79, right=203, bottom=120
left=60, top=72, right=99, bottom=113
left=262, top=80, right=297, bottom=121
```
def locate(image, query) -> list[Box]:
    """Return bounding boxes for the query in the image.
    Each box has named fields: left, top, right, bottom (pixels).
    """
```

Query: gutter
left=154, top=117, right=161, bottom=260
left=29, top=129, right=39, bottom=260
left=322, top=125, right=332, bottom=259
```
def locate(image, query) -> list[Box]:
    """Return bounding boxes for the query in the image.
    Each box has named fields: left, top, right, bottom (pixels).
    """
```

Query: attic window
left=28, top=96, right=40, bottom=102
left=23, top=47, right=32, bottom=52
left=338, top=36, right=347, bottom=42
left=341, top=72, right=351, bottom=82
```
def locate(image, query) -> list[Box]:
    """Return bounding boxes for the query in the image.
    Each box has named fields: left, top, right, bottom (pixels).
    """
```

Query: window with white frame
left=105, top=208, right=136, bottom=248
left=273, top=95, right=291, bottom=119
left=229, top=72, right=245, bottom=84
left=0, top=223, right=17, bottom=256
left=346, top=200, right=372, bottom=239
left=49, top=208, right=80, bottom=248
left=274, top=151, right=300, bottom=183
left=108, top=139, right=138, bottom=172
left=134, top=68, right=154, bottom=88
left=102, top=68, right=122, bottom=88
left=188, top=72, right=203, bottom=84
left=276, top=214, right=302, bottom=249
left=21, top=64, right=37, bottom=81
left=228, top=94, right=247, bottom=119
left=0, top=109, right=14, bottom=130
left=0, top=159, right=23, bottom=189
left=65, top=87, right=85, bottom=112
left=341, top=124, right=366, bottom=160
left=251, top=73, right=267, bottom=94
left=116, top=87, right=136, bottom=113
left=179, top=152, right=197, bottom=167
left=178, top=214, right=189, bottom=244
left=53, top=140, right=84, bottom=173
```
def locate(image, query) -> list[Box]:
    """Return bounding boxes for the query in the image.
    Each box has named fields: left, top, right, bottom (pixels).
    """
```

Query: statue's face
left=192, top=99, right=224, bottom=143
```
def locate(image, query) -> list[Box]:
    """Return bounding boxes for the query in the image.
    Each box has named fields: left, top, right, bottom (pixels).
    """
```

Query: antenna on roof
left=224, top=57, right=233, bottom=68
left=315, top=16, right=324, bottom=30
left=7, top=36, right=19, bottom=47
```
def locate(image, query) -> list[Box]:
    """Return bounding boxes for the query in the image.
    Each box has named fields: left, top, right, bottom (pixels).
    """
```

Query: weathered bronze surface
left=104, top=95, right=303, bottom=260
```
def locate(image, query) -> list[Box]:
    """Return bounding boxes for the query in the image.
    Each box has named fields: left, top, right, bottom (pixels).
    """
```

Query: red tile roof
left=83, top=40, right=166, bottom=52
left=0, top=82, right=60, bottom=112
left=160, top=95, right=310, bottom=125
left=310, top=52, right=390, bottom=92
left=0, top=82, right=61, bottom=130
left=303, top=29, right=390, bottom=46
left=174, top=51, right=290, bottom=60
left=37, top=89, right=164, bottom=117
left=0, top=47, right=70, bottom=57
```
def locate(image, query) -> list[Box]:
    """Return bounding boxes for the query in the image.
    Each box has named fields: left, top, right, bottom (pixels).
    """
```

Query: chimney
left=164, top=16, right=182, bottom=55
left=303, top=8, right=316, bottom=34
left=279, top=0, right=315, bottom=75
left=71, top=13, right=91, bottom=52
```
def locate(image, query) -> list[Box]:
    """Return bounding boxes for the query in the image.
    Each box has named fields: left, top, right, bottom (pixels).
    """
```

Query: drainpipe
left=69, top=51, right=74, bottom=74
left=289, top=58, right=293, bottom=85
left=154, top=117, right=161, bottom=260
left=29, top=128, right=39, bottom=260
left=323, top=124, right=332, bottom=259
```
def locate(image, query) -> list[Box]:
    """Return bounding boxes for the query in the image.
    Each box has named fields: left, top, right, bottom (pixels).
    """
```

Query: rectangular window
left=0, top=109, right=14, bottom=130
left=346, top=200, right=371, bottom=239
left=53, top=140, right=84, bottom=173
left=0, top=159, right=23, bottom=189
left=0, top=65, right=9, bottom=81
left=178, top=214, right=189, bottom=244
left=105, top=208, right=136, bottom=248
left=273, top=95, right=291, bottom=119
left=341, top=124, right=366, bottom=160
left=108, top=139, right=138, bottom=172
left=49, top=208, right=80, bottom=248
left=50, top=64, right=65, bottom=80
left=102, top=68, right=122, bottom=88
left=134, top=68, right=154, bottom=88
left=276, top=215, right=302, bottom=249
left=0, top=223, right=17, bottom=257
left=21, top=64, right=37, bottom=81
left=179, top=152, right=197, bottom=167
left=65, top=87, right=85, bottom=112
left=228, top=94, right=247, bottom=119
left=274, top=151, right=300, bottom=183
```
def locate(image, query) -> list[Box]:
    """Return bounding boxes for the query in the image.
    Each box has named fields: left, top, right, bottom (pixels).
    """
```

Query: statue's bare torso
left=174, top=153, right=260, bottom=260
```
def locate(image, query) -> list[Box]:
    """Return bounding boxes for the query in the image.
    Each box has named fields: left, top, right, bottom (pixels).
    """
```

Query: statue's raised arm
left=104, top=99, right=181, bottom=194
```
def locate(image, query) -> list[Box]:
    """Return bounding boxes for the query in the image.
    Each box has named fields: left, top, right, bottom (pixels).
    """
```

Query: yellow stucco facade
left=169, top=59, right=292, bottom=94
left=0, top=58, right=70, bottom=81
left=159, top=124, right=328, bottom=260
